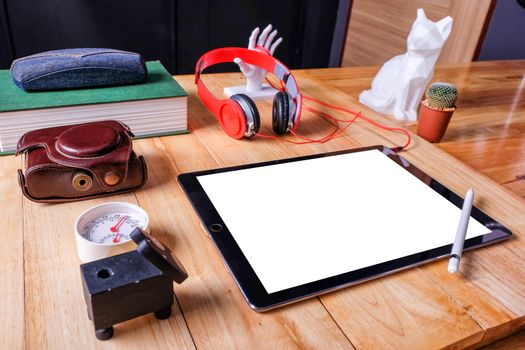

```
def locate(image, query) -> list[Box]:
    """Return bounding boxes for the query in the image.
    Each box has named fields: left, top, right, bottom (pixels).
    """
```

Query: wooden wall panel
left=342, top=0, right=493, bottom=66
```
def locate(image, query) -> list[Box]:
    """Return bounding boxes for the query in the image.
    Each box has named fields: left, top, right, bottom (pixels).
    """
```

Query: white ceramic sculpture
left=359, top=9, right=453, bottom=121
left=224, top=24, right=283, bottom=100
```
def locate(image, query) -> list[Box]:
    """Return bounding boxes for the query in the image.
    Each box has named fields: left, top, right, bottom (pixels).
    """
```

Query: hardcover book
left=0, top=61, right=187, bottom=154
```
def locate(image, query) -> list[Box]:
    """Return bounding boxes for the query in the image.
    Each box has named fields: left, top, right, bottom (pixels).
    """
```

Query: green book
left=0, top=61, right=188, bottom=155
left=0, top=61, right=186, bottom=111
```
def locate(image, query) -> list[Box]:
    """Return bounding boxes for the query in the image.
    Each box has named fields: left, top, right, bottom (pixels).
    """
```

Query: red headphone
left=195, top=47, right=302, bottom=139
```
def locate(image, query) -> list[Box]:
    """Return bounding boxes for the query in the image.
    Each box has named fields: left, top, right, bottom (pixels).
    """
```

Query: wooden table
left=2, top=61, right=525, bottom=350
left=308, top=60, right=525, bottom=199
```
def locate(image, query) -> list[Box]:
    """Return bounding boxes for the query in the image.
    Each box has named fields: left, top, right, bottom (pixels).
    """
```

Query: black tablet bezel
left=178, top=145, right=512, bottom=311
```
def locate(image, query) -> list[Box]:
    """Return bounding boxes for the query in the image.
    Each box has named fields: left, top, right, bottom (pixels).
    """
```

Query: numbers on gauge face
left=81, top=213, right=144, bottom=244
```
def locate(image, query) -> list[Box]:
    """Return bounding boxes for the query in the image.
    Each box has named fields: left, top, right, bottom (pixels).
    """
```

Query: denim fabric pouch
left=10, top=48, right=148, bottom=91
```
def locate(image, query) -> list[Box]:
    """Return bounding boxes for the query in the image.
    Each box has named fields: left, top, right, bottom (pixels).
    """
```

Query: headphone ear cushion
left=272, top=91, right=290, bottom=135
left=231, top=94, right=260, bottom=137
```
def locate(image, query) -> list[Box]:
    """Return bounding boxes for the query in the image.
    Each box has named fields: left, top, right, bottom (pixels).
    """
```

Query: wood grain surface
left=342, top=0, right=493, bottom=66
left=307, top=60, right=525, bottom=199
left=0, top=156, right=23, bottom=350
left=1, top=61, right=525, bottom=349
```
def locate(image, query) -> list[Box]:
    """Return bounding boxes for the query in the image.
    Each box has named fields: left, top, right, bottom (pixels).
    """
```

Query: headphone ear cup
left=272, top=91, right=290, bottom=135
left=230, top=94, right=260, bottom=137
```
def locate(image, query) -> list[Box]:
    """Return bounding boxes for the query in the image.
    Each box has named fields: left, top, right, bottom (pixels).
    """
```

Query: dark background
left=0, top=0, right=341, bottom=74
left=0, top=0, right=523, bottom=75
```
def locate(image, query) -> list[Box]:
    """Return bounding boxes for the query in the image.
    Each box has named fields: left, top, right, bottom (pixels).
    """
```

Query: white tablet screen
left=197, top=150, right=489, bottom=294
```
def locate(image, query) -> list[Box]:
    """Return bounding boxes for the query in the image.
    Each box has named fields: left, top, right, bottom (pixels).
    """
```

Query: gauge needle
left=111, top=215, right=128, bottom=243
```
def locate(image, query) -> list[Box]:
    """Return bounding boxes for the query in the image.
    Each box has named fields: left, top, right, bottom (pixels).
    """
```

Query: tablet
left=178, top=145, right=511, bottom=311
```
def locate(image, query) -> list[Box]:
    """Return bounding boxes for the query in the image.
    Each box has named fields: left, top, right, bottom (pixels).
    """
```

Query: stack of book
left=0, top=61, right=187, bottom=155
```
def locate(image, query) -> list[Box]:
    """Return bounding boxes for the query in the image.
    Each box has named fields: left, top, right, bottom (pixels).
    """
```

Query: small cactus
left=425, top=82, right=458, bottom=110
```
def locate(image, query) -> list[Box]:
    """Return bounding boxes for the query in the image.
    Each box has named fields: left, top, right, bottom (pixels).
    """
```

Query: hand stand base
left=223, top=83, right=277, bottom=101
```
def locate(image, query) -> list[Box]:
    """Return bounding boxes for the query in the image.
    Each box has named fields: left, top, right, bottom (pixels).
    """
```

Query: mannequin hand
left=234, top=24, right=283, bottom=92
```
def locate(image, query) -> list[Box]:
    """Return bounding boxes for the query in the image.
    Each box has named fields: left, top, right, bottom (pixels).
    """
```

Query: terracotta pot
left=417, top=101, right=455, bottom=143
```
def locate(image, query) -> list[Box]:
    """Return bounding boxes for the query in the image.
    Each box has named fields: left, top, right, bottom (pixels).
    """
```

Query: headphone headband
left=196, top=47, right=277, bottom=78
left=195, top=47, right=302, bottom=129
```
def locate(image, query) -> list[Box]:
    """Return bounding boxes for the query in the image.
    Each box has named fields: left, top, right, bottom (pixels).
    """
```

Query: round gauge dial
left=82, top=213, right=145, bottom=244
left=75, top=202, right=149, bottom=262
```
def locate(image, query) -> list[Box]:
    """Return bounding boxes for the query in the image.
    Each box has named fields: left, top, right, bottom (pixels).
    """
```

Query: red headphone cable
left=255, top=110, right=348, bottom=145
left=262, top=78, right=411, bottom=151
left=302, top=95, right=412, bottom=151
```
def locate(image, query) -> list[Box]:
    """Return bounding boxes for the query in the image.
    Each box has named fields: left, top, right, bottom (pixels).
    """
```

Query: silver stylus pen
left=448, top=188, right=474, bottom=273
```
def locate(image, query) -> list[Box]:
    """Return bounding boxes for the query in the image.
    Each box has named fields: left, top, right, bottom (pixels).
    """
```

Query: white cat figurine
left=359, top=9, right=453, bottom=121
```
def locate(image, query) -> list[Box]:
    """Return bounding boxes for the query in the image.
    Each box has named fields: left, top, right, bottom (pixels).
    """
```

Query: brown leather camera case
left=16, top=120, right=147, bottom=203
